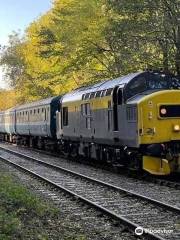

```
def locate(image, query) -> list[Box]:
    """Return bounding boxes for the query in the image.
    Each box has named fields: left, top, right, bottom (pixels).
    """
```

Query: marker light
left=174, top=124, right=180, bottom=132
left=160, top=108, right=167, bottom=115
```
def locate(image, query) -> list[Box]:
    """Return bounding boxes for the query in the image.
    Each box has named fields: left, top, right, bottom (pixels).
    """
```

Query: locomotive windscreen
left=160, top=105, right=180, bottom=118
left=125, top=72, right=180, bottom=101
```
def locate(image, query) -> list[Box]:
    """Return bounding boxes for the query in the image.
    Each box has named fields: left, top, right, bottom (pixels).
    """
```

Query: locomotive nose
left=139, top=90, right=180, bottom=175
left=146, top=144, right=165, bottom=157
left=173, top=124, right=180, bottom=132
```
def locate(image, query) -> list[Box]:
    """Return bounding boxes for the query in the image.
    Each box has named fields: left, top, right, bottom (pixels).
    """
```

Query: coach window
left=63, top=107, right=68, bottom=126
left=47, top=107, right=50, bottom=121
left=44, top=108, right=46, bottom=121
left=26, top=111, right=28, bottom=122
left=46, top=108, right=48, bottom=121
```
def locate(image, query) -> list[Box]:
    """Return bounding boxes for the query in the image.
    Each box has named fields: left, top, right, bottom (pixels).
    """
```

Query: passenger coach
left=0, top=108, right=16, bottom=141
left=0, top=96, right=61, bottom=148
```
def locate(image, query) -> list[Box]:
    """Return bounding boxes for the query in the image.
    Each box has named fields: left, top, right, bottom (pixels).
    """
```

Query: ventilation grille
left=126, top=106, right=137, bottom=121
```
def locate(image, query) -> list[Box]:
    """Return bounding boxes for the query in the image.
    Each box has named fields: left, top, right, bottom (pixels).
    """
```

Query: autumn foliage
left=1, top=0, right=180, bottom=107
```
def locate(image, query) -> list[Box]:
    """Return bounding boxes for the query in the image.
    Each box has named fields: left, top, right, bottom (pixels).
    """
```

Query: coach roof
left=15, top=97, right=55, bottom=111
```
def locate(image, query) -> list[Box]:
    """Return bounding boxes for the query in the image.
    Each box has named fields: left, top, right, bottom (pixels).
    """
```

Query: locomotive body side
left=58, top=72, right=140, bottom=144
left=57, top=71, right=180, bottom=175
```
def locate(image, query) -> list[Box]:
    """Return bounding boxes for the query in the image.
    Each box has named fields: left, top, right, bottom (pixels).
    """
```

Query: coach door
left=56, top=109, right=62, bottom=138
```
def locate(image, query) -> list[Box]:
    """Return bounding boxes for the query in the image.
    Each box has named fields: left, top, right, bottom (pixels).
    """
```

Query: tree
left=0, top=89, right=19, bottom=110
left=0, top=32, right=24, bottom=88
left=106, top=0, right=180, bottom=74
left=1, top=0, right=180, bottom=105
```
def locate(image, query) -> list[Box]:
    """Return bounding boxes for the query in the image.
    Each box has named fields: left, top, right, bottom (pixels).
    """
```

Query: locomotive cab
left=123, top=71, right=180, bottom=175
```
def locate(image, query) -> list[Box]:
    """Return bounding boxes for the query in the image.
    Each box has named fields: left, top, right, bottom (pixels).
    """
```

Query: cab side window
left=125, top=76, right=146, bottom=100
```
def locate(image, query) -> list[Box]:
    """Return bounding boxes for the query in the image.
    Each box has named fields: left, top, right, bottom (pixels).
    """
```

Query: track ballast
left=0, top=145, right=179, bottom=240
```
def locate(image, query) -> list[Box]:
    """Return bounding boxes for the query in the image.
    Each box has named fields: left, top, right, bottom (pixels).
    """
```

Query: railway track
left=31, top=151, right=180, bottom=189
left=1, top=142, right=180, bottom=206
left=3, top=141, right=180, bottom=191
left=0, top=146, right=179, bottom=240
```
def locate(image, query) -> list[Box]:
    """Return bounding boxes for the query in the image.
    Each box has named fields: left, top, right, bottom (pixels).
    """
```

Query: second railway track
left=0, top=145, right=180, bottom=240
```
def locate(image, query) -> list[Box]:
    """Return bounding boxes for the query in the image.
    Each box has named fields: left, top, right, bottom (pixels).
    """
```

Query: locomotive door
left=112, top=86, right=124, bottom=132
left=112, top=86, right=119, bottom=131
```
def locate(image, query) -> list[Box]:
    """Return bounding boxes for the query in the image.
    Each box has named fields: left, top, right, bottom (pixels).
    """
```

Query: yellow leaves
left=0, top=90, right=19, bottom=110
left=1, top=0, right=112, bottom=105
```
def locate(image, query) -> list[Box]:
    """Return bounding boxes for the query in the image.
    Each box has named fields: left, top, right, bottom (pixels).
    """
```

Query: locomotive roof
left=62, top=72, right=142, bottom=103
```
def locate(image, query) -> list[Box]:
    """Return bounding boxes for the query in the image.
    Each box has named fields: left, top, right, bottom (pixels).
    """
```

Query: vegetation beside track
left=0, top=171, right=86, bottom=240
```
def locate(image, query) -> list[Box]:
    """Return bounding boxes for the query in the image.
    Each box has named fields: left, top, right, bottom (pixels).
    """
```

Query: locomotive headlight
left=173, top=124, right=180, bottom=132
left=160, top=108, right=167, bottom=115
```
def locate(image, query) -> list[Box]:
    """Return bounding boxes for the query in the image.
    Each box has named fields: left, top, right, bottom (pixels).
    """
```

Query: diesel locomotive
left=1, top=70, right=180, bottom=175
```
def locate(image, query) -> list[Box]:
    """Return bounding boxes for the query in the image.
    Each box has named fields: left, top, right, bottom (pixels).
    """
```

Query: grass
left=0, top=173, right=87, bottom=240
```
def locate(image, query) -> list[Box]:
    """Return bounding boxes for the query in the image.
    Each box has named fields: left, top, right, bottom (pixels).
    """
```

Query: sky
left=0, top=0, right=52, bottom=88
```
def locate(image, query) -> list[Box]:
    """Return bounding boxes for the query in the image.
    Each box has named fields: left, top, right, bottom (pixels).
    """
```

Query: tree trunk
left=175, top=25, right=180, bottom=75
